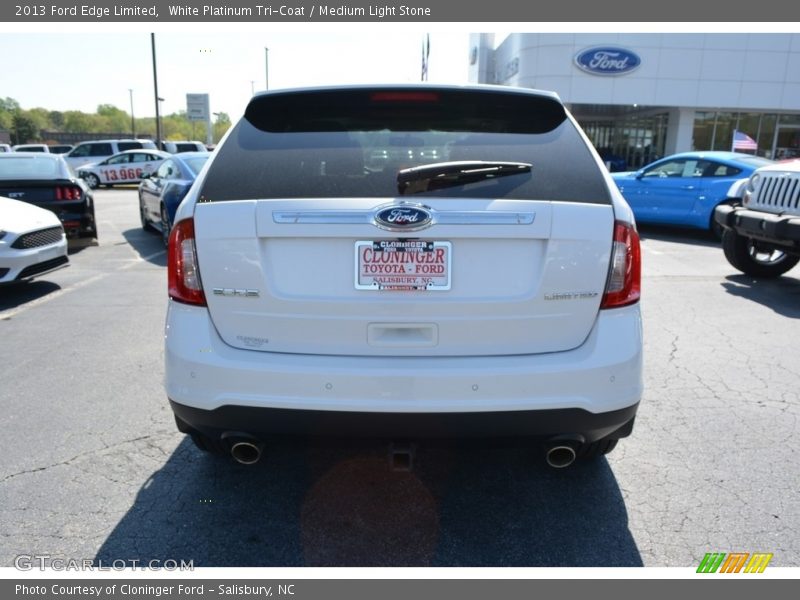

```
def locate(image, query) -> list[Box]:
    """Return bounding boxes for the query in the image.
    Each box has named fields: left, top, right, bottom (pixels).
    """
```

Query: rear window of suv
left=200, top=88, right=611, bottom=205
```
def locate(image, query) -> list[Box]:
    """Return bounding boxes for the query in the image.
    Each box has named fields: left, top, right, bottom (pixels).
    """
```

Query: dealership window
left=579, top=110, right=668, bottom=170
left=775, top=114, right=800, bottom=159
left=758, top=114, right=777, bottom=154
left=693, top=111, right=800, bottom=158
left=692, top=112, right=715, bottom=151
left=711, top=112, right=736, bottom=151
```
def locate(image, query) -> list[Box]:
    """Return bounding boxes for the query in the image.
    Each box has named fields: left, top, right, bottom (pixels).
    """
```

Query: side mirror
left=635, top=170, right=645, bottom=179
left=140, top=172, right=151, bottom=179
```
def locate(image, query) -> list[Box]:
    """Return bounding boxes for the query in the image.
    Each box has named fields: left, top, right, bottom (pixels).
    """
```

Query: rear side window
left=89, top=143, right=114, bottom=156
left=69, top=145, right=91, bottom=158
left=200, top=88, right=611, bottom=204
left=118, top=142, right=143, bottom=152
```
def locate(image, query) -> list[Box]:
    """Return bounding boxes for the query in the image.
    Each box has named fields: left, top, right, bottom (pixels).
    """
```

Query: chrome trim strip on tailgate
left=273, top=210, right=535, bottom=225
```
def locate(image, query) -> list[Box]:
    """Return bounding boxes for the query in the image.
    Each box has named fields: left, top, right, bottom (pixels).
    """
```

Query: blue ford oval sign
left=575, top=47, right=641, bottom=76
left=374, top=204, right=433, bottom=231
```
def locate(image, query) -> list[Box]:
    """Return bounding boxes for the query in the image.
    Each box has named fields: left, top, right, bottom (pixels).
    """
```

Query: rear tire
left=160, top=205, right=171, bottom=248
left=722, top=229, right=799, bottom=278
left=710, top=209, right=727, bottom=240
left=139, top=196, right=155, bottom=232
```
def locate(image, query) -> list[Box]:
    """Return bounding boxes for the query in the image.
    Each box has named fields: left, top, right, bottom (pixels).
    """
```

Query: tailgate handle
left=367, top=323, right=438, bottom=347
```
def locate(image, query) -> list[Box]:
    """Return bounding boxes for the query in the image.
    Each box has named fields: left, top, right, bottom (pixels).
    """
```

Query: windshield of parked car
left=0, top=156, right=64, bottom=179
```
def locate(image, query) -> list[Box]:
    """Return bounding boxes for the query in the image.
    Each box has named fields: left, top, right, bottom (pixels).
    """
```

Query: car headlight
left=743, top=173, right=760, bottom=206
left=747, top=173, right=760, bottom=193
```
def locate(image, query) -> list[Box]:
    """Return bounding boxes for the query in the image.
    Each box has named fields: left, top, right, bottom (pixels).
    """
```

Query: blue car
left=612, top=152, right=773, bottom=234
left=138, top=151, right=210, bottom=246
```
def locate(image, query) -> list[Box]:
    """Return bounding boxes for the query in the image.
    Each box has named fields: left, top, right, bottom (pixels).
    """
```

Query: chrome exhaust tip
left=230, top=440, right=263, bottom=465
left=545, top=445, right=578, bottom=469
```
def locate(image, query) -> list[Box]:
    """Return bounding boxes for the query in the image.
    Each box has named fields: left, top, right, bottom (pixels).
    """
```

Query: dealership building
left=468, top=33, right=800, bottom=169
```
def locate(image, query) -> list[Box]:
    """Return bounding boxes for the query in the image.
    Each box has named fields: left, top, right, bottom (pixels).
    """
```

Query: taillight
left=55, top=186, right=82, bottom=200
left=168, top=218, right=206, bottom=306
left=601, top=221, right=641, bottom=309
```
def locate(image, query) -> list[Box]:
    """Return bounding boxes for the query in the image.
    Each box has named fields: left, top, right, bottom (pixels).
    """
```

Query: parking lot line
left=0, top=249, right=165, bottom=321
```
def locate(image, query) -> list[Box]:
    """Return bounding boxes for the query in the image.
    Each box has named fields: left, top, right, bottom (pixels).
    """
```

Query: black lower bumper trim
left=15, top=255, right=69, bottom=281
left=715, top=204, right=800, bottom=248
left=169, top=400, right=639, bottom=443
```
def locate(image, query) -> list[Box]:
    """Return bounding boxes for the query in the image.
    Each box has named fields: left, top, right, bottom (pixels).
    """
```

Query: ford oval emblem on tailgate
left=374, top=204, right=433, bottom=232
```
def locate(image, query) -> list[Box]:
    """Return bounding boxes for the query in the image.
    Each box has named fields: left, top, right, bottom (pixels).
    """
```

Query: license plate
left=355, top=240, right=451, bottom=291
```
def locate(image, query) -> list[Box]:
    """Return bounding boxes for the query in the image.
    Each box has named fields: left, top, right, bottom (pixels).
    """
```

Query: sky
left=0, top=23, right=792, bottom=124
left=0, top=30, right=472, bottom=121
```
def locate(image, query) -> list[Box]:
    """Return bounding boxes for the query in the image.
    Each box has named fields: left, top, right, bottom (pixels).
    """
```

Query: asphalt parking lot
left=1, top=188, right=798, bottom=568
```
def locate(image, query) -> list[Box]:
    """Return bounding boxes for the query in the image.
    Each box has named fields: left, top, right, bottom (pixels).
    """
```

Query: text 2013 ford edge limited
left=165, top=85, right=643, bottom=468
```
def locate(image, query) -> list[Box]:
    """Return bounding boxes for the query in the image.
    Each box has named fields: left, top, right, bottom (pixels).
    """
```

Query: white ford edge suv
left=165, top=85, right=643, bottom=468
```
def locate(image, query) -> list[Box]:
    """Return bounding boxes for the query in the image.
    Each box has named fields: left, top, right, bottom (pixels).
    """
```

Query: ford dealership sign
left=575, top=47, right=641, bottom=76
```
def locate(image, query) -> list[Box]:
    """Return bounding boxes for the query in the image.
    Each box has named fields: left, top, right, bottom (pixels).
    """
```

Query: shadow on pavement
left=637, top=224, right=719, bottom=248
left=95, top=438, right=642, bottom=567
left=0, top=280, right=61, bottom=311
left=721, top=274, right=800, bottom=318
left=122, top=228, right=167, bottom=267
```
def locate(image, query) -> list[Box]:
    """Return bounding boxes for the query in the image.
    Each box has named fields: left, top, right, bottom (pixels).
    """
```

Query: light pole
left=157, top=97, right=165, bottom=143
left=151, top=33, right=162, bottom=149
left=264, top=47, right=269, bottom=90
left=128, top=89, right=135, bottom=138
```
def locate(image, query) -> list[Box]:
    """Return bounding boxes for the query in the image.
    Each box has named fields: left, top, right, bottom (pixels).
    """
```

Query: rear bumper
left=715, top=204, right=800, bottom=249
left=165, top=301, right=643, bottom=439
left=32, top=201, right=96, bottom=238
left=171, top=399, right=638, bottom=442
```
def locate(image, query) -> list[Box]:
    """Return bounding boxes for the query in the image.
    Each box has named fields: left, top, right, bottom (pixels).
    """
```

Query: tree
left=26, top=107, right=50, bottom=132
left=96, top=104, right=131, bottom=132
left=0, top=97, right=20, bottom=112
left=11, top=113, right=40, bottom=144
left=63, top=111, right=94, bottom=133
left=49, top=111, right=65, bottom=129
left=213, top=112, right=232, bottom=143
left=0, top=97, right=19, bottom=132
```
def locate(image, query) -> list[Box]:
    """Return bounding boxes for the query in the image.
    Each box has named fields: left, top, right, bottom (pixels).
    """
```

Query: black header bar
left=2, top=0, right=799, bottom=22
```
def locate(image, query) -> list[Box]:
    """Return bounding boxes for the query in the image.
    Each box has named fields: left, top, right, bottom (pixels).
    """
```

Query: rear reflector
left=168, top=218, right=206, bottom=306
left=601, top=221, right=641, bottom=309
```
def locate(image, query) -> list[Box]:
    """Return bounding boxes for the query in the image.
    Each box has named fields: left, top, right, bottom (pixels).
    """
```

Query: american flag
left=732, top=130, right=758, bottom=151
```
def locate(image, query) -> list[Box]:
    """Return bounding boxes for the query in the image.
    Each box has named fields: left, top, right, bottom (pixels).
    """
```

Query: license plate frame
left=354, top=240, right=452, bottom=291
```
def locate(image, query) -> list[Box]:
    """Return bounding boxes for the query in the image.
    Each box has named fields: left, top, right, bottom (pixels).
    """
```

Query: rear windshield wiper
left=397, top=161, right=532, bottom=195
